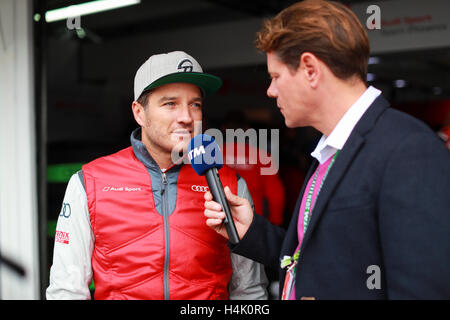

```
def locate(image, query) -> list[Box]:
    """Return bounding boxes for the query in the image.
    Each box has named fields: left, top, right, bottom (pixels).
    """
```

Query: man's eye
left=192, top=103, right=202, bottom=108
left=163, top=102, right=175, bottom=107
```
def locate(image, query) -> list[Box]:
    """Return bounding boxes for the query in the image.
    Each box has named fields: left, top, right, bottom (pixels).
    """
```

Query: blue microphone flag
left=188, top=134, right=223, bottom=175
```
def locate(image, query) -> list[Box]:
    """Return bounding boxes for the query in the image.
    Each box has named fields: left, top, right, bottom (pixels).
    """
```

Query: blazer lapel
left=298, top=95, right=390, bottom=254
left=299, top=134, right=365, bottom=253
left=278, top=159, right=318, bottom=296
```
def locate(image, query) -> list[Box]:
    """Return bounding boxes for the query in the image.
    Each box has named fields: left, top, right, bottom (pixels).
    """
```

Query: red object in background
left=424, top=100, right=450, bottom=128
left=438, top=125, right=450, bottom=150
left=394, top=99, right=450, bottom=150
left=393, top=99, right=450, bottom=128
left=222, top=142, right=286, bottom=226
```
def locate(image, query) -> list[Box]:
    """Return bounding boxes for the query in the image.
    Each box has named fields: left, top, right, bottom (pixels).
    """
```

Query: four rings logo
left=177, top=59, right=193, bottom=72
left=59, top=203, right=71, bottom=218
left=191, top=185, right=209, bottom=192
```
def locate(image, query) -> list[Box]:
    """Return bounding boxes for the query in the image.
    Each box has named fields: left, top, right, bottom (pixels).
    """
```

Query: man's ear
left=299, top=52, right=321, bottom=89
left=132, top=101, right=146, bottom=127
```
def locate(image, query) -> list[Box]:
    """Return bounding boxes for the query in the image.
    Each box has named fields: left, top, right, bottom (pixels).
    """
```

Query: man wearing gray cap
left=46, top=51, right=268, bottom=300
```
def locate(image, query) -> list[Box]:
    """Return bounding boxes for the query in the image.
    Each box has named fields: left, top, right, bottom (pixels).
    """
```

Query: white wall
left=0, top=0, right=39, bottom=299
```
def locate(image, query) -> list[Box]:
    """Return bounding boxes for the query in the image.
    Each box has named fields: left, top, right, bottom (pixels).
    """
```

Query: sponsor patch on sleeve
left=55, top=230, right=70, bottom=244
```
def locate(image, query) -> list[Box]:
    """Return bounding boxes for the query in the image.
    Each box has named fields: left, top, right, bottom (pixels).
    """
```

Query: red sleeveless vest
left=82, top=147, right=236, bottom=300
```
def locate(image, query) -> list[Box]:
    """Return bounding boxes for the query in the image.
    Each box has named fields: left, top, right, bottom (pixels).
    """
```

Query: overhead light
left=394, top=79, right=407, bottom=88
left=367, top=73, right=376, bottom=82
left=368, top=56, right=380, bottom=65
left=45, top=0, right=141, bottom=23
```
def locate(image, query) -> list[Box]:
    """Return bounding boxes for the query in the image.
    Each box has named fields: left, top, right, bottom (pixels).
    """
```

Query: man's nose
left=267, top=80, right=278, bottom=98
left=177, top=104, right=193, bottom=124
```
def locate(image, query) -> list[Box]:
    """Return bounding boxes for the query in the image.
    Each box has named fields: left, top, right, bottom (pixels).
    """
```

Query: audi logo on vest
left=102, top=186, right=142, bottom=192
left=191, top=185, right=209, bottom=192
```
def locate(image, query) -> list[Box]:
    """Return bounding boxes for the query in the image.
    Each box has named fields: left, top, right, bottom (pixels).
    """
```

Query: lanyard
left=280, top=151, right=339, bottom=300
left=281, top=150, right=340, bottom=269
left=303, top=150, right=339, bottom=233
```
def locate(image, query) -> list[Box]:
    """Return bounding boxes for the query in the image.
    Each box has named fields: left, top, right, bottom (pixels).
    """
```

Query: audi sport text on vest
left=82, top=147, right=236, bottom=300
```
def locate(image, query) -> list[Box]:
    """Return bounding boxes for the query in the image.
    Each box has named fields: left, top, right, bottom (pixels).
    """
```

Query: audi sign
left=191, top=185, right=209, bottom=192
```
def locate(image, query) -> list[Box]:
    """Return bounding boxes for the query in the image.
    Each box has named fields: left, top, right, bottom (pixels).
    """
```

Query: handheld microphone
left=188, top=134, right=240, bottom=245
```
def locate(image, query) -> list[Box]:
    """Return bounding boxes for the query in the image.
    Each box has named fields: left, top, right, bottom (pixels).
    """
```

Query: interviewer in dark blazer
left=204, top=0, right=450, bottom=299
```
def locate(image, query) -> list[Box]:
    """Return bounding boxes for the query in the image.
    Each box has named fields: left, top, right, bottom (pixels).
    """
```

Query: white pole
left=0, top=0, right=40, bottom=299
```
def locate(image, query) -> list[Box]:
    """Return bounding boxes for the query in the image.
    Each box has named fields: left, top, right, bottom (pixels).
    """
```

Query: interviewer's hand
left=204, top=186, right=253, bottom=241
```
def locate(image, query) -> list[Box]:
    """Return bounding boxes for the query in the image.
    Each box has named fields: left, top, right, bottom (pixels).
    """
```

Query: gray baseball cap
left=133, top=51, right=222, bottom=100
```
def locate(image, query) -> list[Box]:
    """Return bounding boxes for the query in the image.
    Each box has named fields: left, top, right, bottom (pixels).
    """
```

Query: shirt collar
left=130, top=127, right=184, bottom=172
left=130, top=127, right=160, bottom=171
left=311, top=86, right=382, bottom=164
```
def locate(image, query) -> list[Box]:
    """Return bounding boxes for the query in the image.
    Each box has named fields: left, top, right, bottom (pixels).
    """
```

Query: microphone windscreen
left=188, top=134, right=223, bottom=175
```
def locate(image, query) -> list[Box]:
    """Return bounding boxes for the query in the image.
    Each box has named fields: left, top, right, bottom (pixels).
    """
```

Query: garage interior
left=33, top=0, right=450, bottom=298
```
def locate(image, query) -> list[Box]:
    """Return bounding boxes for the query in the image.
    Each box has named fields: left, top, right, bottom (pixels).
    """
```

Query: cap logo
left=177, top=59, right=193, bottom=72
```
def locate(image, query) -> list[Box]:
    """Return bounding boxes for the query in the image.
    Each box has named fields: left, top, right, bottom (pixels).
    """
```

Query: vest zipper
left=161, top=171, right=170, bottom=300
